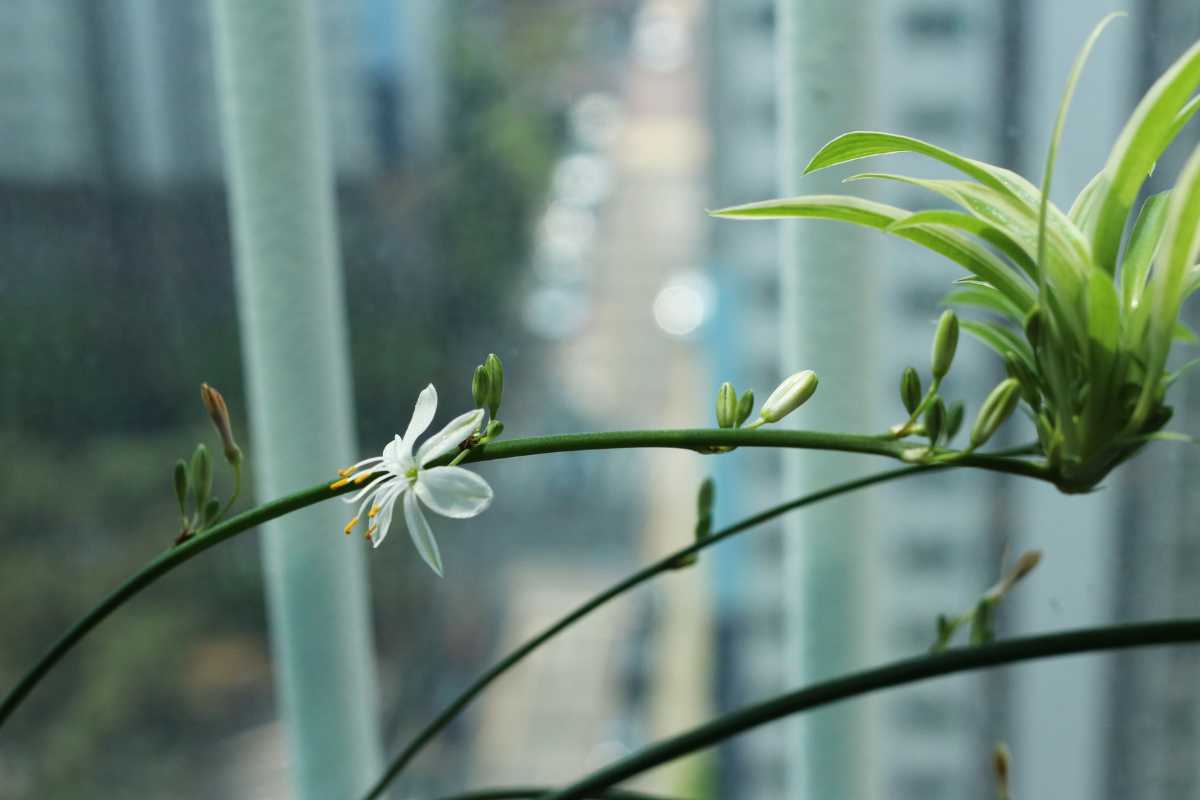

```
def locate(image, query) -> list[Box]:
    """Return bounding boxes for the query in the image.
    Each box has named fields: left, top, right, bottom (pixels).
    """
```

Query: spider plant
left=714, top=14, right=1200, bottom=493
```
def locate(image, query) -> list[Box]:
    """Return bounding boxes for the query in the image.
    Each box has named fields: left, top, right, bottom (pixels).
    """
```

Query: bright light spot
left=634, top=2, right=691, bottom=73
left=571, top=93, right=623, bottom=151
left=652, top=272, right=713, bottom=337
left=552, top=153, right=612, bottom=208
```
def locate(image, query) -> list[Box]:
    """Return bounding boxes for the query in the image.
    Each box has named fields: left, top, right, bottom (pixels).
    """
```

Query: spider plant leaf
left=1174, top=320, right=1199, bottom=344
left=1120, top=190, right=1171, bottom=310
left=849, top=172, right=1090, bottom=279
left=942, top=287, right=1026, bottom=324
left=1038, top=13, right=1124, bottom=281
left=1165, top=94, right=1200, bottom=156
left=1069, top=171, right=1105, bottom=230
left=804, top=131, right=1041, bottom=209
left=961, top=319, right=1036, bottom=373
left=1135, top=142, right=1200, bottom=424
left=890, top=209, right=1037, bottom=278
left=1090, top=38, right=1200, bottom=275
left=1084, top=268, right=1123, bottom=431
left=712, top=194, right=1037, bottom=311
left=1166, top=356, right=1200, bottom=386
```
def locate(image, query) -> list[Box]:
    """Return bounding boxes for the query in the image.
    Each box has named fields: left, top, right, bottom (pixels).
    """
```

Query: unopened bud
left=1024, top=308, right=1043, bottom=350
left=697, top=477, right=715, bottom=516
left=759, top=370, right=818, bottom=423
left=200, top=383, right=242, bottom=466
left=944, top=401, right=965, bottom=442
left=969, top=598, right=995, bottom=645
left=931, top=310, right=959, bottom=380
left=202, top=497, right=221, bottom=527
left=736, top=389, right=755, bottom=427
left=993, top=743, right=1011, bottom=799
left=1004, top=352, right=1040, bottom=408
left=716, top=382, right=737, bottom=428
left=484, top=353, right=504, bottom=419
left=925, top=398, right=945, bottom=444
left=471, top=365, right=490, bottom=410
left=900, top=367, right=922, bottom=415
left=484, top=419, right=504, bottom=440
left=191, top=443, right=212, bottom=511
left=173, top=459, right=189, bottom=515
left=984, top=550, right=1042, bottom=602
left=970, top=378, right=1022, bottom=448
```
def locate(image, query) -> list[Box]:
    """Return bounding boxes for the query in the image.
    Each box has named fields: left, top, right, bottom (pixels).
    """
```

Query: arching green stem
left=362, top=465, right=939, bottom=800
left=431, top=788, right=685, bottom=800
left=538, top=618, right=1200, bottom=800
left=0, top=429, right=1047, bottom=730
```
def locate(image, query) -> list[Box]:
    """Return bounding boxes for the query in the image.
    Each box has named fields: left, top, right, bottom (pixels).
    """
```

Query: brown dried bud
left=201, top=383, right=243, bottom=466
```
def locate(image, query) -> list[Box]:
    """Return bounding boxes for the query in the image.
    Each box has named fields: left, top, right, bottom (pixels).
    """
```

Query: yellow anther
left=368, top=505, right=382, bottom=518
left=330, top=477, right=351, bottom=490
left=343, top=517, right=359, bottom=535
left=353, top=471, right=375, bottom=485
left=338, top=466, right=355, bottom=478
left=365, top=524, right=379, bottom=540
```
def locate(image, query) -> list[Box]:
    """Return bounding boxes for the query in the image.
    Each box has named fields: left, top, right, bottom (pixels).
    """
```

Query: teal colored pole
left=776, top=0, right=877, bottom=796
left=209, top=1, right=382, bottom=796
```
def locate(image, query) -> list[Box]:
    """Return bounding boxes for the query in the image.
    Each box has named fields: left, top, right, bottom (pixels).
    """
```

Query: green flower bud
left=925, top=398, right=945, bottom=445
left=484, top=419, right=505, bottom=440
left=970, top=378, right=1023, bottom=448
left=202, top=497, right=221, bottom=527
left=200, top=383, right=242, bottom=466
left=969, top=598, right=995, bottom=645
left=900, top=367, right=922, bottom=415
left=471, top=365, right=490, bottom=410
left=1003, top=352, right=1040, bottom=409
left=191, top=443, right=212, bottom=512
left=736, top=389, right=754, bottom=427
left=696, top=477, right=715, bottom=517
left=484, top=353, right=504, bottom=419
left=716, top=382, right=737, bottom=428
left=931, top=310, right=959, bottom=380
left=173, top=459, right=189, bottom=516
left=1024, top=307, right=1043, bottom=350
left=944, top=401, right=965, bottom=442
left=759, top=370, right=818, bottom=423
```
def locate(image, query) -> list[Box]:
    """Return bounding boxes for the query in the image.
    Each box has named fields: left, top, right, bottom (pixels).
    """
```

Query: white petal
left=415, top=466, right=493, bottom=518
left=381, top=435, right=403, bottom=464
left=416, top=408, right=485, bottom=466
left=370, top=484, right=403, bottom=548
left=403, top=385, right=438, bottom=450
left=404, top=490, right=444, bottom=576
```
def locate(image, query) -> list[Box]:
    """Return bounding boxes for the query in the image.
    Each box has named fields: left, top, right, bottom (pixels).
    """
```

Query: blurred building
left=710, top=0, right=1200, bottom=799
left=0, top=0, right=448, bottom=186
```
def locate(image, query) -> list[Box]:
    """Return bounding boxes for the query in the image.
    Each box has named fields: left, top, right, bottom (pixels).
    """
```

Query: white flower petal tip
left=335, top=384, right=491, bottom=575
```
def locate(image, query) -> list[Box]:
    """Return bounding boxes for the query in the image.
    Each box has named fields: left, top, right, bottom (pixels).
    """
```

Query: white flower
left=333, top=384, right=493, bottom=576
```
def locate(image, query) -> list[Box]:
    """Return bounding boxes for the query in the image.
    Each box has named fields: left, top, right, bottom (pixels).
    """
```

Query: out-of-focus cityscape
left=1, top=1, right=1199, bottom=798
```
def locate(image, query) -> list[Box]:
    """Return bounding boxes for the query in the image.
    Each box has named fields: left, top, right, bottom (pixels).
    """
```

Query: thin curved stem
left=538, top=618, right=1200, bottom=800
left=0, top=428, right=1045, bottom=731
left=431, top=787, right=686, bottom=800
left=362, top=465, right=937, bottom=800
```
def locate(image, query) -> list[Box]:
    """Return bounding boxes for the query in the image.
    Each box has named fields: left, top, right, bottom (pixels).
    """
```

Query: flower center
left=405, top=467, right=419, bottom=484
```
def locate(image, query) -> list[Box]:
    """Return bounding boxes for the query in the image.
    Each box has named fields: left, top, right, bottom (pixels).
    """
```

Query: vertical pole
left=209, top=1, right=382, bottom=797
left=776, top=0, right=877, bottom=796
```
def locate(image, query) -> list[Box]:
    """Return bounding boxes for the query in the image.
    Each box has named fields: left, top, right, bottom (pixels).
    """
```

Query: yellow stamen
left=368, top=505, right=382, bottom=518
left=353, top=471, right=374, bottom=485
left=366, top=523, right=379, bottom=539
left=330, top=477, right=351, bottom=490
left=344, top=517, right=359, bottom=535
left=338, top=466, right=355, bottom=478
